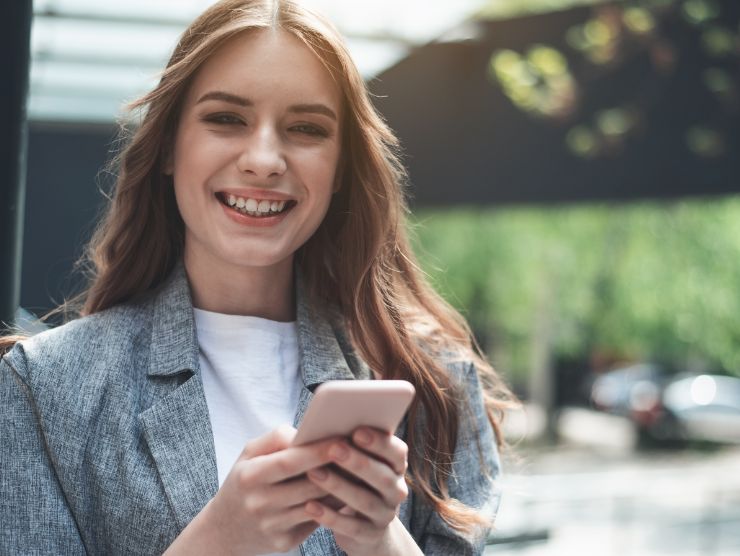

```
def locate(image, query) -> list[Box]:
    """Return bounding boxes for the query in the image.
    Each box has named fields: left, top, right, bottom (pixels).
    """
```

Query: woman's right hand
left=165, top=425, right=335, bottom=556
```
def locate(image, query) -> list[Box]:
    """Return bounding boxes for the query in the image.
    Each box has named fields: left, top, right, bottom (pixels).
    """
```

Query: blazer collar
left=295, top=278, right=364, bottom=388
left=147, top=262, right=200, bottom=378
left=145, top=260, right=369, bottom=386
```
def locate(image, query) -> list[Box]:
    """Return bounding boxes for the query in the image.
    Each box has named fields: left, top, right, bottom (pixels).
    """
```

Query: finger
left=317, top=493, right=346, bottom=511
left=304, top=500, right=378, bottom=542
left=306, top=467, right=397, bottom=527
left=325, top=442, right=408, bottom=507
left=261, top=501, right=322, bottom=533
left=267, top=477, right=328, bottom=508
left=241, top=425, right=297, bottom=459
left=338, top=505, right=357, bottom=517
left=240, top=438, right=338, bottom=484
left=352, top=428, right=408, bottom=474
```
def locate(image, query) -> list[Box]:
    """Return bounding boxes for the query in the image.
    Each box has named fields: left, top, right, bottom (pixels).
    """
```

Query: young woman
left=0, top=1, right=512, bottom=554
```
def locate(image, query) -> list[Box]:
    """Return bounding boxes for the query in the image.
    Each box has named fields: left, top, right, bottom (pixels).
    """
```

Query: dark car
left=590, top=364, right=672, bottom=443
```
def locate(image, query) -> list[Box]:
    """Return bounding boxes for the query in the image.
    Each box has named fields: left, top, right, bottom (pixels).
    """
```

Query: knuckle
left=390, top=486, right=408, bottom=505
left=244, top=496, right=260, bottom=516
left=399, top=442, right=409, bottom=459
left=257, top=519, right=271, bottom=536
left=396, top=478, right=409, bottom=499
left=251, top=493, right=268, bottom=513
left=382, top=473, right=397, bottom=491
left=237, top=465, right=255, bottom=489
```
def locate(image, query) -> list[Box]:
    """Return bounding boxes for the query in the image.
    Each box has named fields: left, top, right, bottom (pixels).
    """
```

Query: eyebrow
left=196, top=90, right=338, bottom=121
left=196, top=91, right=251, bottom=107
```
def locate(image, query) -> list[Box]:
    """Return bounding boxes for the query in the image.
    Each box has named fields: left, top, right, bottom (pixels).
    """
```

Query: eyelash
left=201, top=114, right=329, bottom=138
left=202, top=113, right=244, bottom=126
left=290, top=124, right=329, bottom=138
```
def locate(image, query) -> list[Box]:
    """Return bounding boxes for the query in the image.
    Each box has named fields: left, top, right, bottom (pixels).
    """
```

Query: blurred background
left=8, top=0, right=740, bottom=554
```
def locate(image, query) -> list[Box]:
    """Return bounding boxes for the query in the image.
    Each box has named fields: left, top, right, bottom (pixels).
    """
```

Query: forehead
left=186, top=28, right=341, bottom=110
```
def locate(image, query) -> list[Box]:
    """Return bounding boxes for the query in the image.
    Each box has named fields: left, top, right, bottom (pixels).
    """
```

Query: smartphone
left=292, top=380, right=415, bottom=446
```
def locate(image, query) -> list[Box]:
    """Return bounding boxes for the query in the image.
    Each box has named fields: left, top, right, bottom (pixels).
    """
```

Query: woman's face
left=169, top=29, right=342, bottom=280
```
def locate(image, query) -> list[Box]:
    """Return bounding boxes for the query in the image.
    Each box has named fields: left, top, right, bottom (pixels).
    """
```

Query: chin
left=226, top=251, right=293, bottom=271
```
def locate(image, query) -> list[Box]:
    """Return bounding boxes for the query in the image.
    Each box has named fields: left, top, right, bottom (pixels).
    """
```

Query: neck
left=183, top=250, right=296, bottom=322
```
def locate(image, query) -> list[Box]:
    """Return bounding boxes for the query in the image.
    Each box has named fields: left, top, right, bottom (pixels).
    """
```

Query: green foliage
left=477, top=0, right=609, bottom=19
left=410, top=197, right=740, bottom=381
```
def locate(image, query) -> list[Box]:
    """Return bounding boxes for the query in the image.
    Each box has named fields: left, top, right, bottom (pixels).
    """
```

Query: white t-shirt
left=194, top=308, right=303, bottom=556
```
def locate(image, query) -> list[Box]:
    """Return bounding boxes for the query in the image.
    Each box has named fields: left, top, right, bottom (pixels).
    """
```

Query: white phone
left=292, top=380, right=415, bottom=446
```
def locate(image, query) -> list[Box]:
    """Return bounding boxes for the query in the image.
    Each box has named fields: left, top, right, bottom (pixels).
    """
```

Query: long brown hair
left=4, top=0, right=514, bottom=533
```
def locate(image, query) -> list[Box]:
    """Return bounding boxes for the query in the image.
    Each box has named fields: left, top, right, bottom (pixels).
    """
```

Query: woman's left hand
left=303, top=427, right=423, bottom=555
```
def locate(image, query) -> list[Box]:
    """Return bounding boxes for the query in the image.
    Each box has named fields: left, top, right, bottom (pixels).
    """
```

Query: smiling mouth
left=217, top=192, right=297, bottom=217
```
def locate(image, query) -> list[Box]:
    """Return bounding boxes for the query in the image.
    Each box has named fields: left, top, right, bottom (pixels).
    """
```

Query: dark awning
left=371, top=0, right=740, bottom=206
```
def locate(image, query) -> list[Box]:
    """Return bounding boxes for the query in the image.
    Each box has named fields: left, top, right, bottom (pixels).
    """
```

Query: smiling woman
left=169, top=29, right=342, bottom=319
left=1, top=1, right=513, bottom=555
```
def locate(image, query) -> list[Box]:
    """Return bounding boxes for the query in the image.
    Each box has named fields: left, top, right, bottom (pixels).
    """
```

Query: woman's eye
left=202, top=113, right=244, bottom=126
left=290, top=124, right=329, bottom=137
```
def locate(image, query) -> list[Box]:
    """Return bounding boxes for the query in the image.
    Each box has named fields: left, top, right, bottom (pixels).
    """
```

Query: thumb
left=240, top=424, right=297, bottom=460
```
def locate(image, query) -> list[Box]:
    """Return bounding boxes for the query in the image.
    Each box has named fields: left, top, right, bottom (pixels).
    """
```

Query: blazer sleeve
left=1, top=346, right=86, bottom=554
left=413, top=361, right=502, bottom=555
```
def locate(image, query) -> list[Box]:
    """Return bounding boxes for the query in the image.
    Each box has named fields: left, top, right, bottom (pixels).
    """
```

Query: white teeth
left=224, top=194, right=291, bottom=216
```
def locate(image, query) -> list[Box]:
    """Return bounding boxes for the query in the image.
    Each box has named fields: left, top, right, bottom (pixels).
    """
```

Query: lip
left=217, top=187, right=297, bottom=202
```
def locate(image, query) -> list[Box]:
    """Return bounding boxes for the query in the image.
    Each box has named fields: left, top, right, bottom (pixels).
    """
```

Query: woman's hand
left=303, top=428, right=423, bottom=556
left=165, top=425, right=335, bottom=556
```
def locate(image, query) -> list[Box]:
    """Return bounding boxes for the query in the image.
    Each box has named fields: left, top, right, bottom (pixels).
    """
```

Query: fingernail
left=354, top=429, right=372, bottom=446
left=329, top=443, right=349, bottom=461
left=306, top=501, right=323, bottom=517
left=309, top=468, right=328, bottom=481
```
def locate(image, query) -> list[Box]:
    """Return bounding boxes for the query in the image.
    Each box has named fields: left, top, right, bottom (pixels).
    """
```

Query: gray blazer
left=1, top=265, right=500, bottom=555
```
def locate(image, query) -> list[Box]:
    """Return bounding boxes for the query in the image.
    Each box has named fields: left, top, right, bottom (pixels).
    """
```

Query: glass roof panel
left=29, top=0, right=490, bottom=123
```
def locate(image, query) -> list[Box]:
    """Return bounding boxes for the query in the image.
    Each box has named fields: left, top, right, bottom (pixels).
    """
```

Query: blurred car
left=590, top=364, right=671, bottom=443
left=661, top=374, right=740, bottom=444
left=590, top=365, right=740, bottom=445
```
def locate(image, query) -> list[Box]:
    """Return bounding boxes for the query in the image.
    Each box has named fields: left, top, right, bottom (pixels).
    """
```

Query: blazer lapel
left=138, top=264, right=218, bottom=531
left=294, top=280, right=375, bottom=555
left=136, top=265, right=373, bottom=548
left=293, top=280, right=372, bottom=427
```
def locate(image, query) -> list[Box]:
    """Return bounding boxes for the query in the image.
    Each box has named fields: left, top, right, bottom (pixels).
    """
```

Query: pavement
left=486, top=408, right=740, bottom=556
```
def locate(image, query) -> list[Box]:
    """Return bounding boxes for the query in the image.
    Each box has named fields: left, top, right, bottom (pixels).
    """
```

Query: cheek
left=301, top=146, right=341, bottom=193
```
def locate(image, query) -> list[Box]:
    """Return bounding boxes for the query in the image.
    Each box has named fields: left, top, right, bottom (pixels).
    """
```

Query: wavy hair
left=4, top=0, right=514, bottom=533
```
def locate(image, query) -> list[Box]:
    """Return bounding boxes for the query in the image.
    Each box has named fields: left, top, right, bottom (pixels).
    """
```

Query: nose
left=236, top=126, right=287, bottom=178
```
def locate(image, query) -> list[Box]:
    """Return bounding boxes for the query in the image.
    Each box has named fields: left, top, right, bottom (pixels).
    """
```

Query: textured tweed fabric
left=1, top=263, right=500, bottom=555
